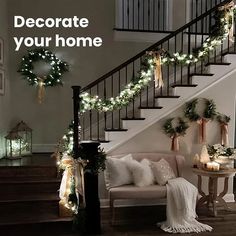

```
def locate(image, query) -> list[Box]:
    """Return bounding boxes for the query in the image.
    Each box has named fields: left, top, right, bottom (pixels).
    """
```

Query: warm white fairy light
left=79, top=3, right=235, bottom=113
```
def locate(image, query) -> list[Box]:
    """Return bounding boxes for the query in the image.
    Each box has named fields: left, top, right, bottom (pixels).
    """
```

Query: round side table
left=192, top=168, right=236, bottom=216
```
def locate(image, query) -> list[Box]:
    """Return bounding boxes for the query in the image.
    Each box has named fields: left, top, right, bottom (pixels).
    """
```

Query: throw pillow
left=126, top=158, right=154, bottom=187
left=104, top=154, right=133, bottom=188
left=151, top=159, right=176, bottom=186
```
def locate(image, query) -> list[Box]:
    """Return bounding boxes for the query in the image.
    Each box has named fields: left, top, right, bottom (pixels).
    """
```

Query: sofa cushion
left=126, top=158, right=154, bottom=187
left=109, top=184, right=167, bottom=199
left=151, top=159, right=176, bottom=185
left=104, top=154, right=133, bottom=189
left=108, top=153, right=180, bottom=177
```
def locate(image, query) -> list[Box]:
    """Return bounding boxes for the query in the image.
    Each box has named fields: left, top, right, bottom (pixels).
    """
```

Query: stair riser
left=0, top=201, right=59, bottom=219
left=0, top=182, right=60, bottom=196
left=0, top=167, right=58, bottom=178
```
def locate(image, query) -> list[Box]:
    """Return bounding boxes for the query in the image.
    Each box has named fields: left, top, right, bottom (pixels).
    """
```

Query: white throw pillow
left=126, top=158, right=155, bottom=187
left=151, top=159, right=176, bottom=186
left=105, top=154, right=133, bottom=188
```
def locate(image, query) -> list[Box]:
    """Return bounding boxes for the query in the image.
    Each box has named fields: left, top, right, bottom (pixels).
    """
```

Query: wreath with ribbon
left=184, top=98, right=216, bottom=143
left=163, top=117, right=189, bottom=151
left=217, top=113, right=231, bottom=146
left=18, top=48, right=69, bottom=103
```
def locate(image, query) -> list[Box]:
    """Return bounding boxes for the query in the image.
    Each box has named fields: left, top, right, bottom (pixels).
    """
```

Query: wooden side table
left=193, top=168, right=236, bottom=216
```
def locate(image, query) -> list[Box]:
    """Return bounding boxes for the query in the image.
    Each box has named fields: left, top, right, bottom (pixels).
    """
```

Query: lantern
left=12, top=121, right=32, bottom=156
left=5, top=131, right=22, bottom=158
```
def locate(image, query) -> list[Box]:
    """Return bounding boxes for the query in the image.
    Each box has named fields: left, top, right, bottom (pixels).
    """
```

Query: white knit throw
left=160, top=177, right=213, bottom=233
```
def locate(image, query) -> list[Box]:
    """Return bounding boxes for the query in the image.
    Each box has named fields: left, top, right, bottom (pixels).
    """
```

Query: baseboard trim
left=32, top=144, right=56, bottom=153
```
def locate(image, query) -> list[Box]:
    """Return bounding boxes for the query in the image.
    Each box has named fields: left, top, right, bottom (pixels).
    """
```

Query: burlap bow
left=171, top=134, right=179, bottom=151
left=197, top=118, right=209, bottom=144
left=37, top=77, right=45, bottom=104
left=220, top=122, right=229, bottom=146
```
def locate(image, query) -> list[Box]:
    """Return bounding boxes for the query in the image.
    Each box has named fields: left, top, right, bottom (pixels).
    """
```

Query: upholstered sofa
left=105, top=153, right=185, bottom=223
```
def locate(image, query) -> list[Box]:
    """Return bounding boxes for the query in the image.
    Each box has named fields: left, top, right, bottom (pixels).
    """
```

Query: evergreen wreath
left=184, top=98, right=216, bottom=122
left=217, top=113, right=231, bottom=124
left=163, top=117, right=189, bottom=137
left=18, top=48, right=69, bottom=87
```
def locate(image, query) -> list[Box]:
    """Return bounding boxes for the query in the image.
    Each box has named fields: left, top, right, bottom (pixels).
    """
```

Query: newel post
left=72, top=86, right=81, bottom=159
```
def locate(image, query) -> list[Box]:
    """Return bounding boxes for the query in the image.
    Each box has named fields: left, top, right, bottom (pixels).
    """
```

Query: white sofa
left=105, top=153, right=185, bottom=223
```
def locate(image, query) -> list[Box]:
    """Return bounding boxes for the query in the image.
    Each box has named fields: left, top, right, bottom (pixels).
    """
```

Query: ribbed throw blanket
left=160, top=177, right=213, bottom=233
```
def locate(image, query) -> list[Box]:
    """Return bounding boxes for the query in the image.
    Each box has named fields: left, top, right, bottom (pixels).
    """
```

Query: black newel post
left=72, top=86, right=101, bottom=234
left=80, top=141, right=101, bottom=235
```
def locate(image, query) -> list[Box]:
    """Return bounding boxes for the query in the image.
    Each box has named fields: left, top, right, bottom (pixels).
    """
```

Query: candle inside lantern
left=206, top=161, right=220, bottom=171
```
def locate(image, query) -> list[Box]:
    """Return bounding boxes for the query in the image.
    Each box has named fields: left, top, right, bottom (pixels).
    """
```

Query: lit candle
left=206, top=161, right=220, bottom=171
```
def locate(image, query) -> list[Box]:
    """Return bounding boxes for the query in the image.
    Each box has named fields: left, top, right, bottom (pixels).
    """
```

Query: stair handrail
left=81, top=0, right=232, bottom=93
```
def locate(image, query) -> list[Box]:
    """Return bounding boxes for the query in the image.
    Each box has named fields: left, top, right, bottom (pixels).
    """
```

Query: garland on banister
left=80, top=2, right=235, bottom=113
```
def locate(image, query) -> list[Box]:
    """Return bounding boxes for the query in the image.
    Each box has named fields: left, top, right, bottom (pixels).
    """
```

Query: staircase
left=0, top=155, right=73, bottom=235
left=71, top=0, right=236, bottom=153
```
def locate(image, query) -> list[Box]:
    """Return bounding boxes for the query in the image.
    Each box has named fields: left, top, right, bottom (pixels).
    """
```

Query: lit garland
left=18, top=48, right=69, bottom=87
left=80, top=2, right=235, bottom=113
left=53, top=122, right=106, bottom=214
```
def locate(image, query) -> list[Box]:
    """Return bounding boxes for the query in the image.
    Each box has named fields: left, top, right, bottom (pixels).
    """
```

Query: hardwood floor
left=0, top=154, right=236, bottom=235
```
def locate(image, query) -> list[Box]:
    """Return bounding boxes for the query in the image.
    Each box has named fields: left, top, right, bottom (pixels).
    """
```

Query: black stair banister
left=74, top=0, right=233, bottom=143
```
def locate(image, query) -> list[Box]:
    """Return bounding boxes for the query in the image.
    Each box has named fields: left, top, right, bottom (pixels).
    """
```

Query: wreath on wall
left=217, top=113, right=231, bottom=146
left=18, top=48, right=69, bottom=103
left=184, top=98, right=216, bottom=143
left=163, top=117, right=189, bottom=151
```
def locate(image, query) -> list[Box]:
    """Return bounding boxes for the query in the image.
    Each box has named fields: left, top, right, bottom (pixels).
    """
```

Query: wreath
left=216, top=113, right=231, bottom=124
left=18, top=48, right=69, bottom=87
left=184, top=98, right=216, bottom=143
left=216, top=114, right=230, bottom=146
left=163, top=118, right=189, bottom=151
left=184, top=98, right=216, bottom=122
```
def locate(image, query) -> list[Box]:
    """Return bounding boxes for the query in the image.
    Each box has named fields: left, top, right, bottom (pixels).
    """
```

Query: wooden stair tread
left=105, top=128, right=128, bottom=132
left=205, top=62, right=231, bottom=66
left=189, top=73, right=214, bottom=76
left=139, top=106, right=163, bottom=109
left=0, top=177, right=60, bottom=184
left=155, top=95, right=180, bottom=98
left=171, top=84, right=197, bottom=88
left=222, top=52, right=236, bottom=56
left=122, top=118, right=145, bottom=120
left=0, top=215, right=72, bottom=226
left=0, top=193, right=59, bottom=202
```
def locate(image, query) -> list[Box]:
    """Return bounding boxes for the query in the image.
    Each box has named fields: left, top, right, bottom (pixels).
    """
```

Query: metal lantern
left=12, top=121, right=32, bottom=156
left=5, top=131, right=22, bottom=159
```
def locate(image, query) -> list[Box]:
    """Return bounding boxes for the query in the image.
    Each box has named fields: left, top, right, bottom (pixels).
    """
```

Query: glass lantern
left=12, top=121, right=32, bottom=156
left=5, top=131, right=22, bottom=159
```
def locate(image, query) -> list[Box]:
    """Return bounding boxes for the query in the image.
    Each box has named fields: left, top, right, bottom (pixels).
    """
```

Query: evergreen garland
left=18, top=48, right=69, bottom=87
left=163, top=118, right=189, bottom=137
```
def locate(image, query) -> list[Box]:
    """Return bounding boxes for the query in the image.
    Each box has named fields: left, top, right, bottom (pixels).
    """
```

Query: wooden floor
left=0, top=154, right=236, bottom=235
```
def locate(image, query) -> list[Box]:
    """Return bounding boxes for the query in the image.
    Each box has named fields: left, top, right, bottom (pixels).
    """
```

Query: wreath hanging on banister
left=184, top=98, right=216, bottom=143
left=18, top=48, right=69, bottom=103
left=163, top=117, right=189, bottom=151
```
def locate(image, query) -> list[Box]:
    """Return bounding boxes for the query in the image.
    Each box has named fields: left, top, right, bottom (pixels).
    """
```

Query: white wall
left=6, top=0, right=150, bottom=151
left=0, top=0, right=11, bottom=158
left=103, top=71, right=236, bottom=202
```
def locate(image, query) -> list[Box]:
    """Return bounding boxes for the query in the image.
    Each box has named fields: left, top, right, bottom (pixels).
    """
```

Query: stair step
left=0, top=193, right=59, bottom=202
left=205, top=62, right=231, bottom=66
left=155, top=95, right=180, bottom=98
left=0, top=178, right=60, bottom=195
left=122, top=118, right=146, bottom=120
left=190, top=73, right=214, bottom=76
left=105, top=128, right=128, bottom=132
left=171, top=84, right=198, bottom=88
left=0, top=198, right=59, bottom=220
left=222, top=52, right=236, bottom=56
left=0, top=166, right=57, bottom=178
left=139, top=106, right=163, bottom=109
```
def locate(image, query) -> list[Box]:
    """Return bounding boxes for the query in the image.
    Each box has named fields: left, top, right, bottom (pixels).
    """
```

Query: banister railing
left=73, top=0, right=234, bottom=145
left=115, top=0, right=225, bottom=33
